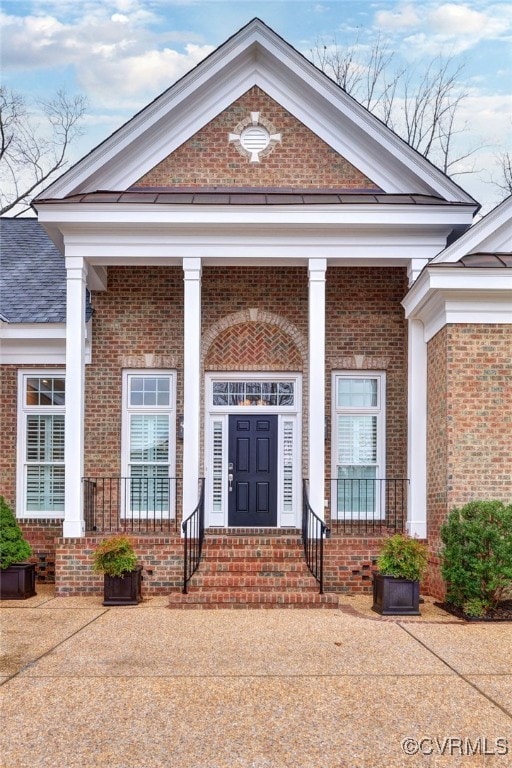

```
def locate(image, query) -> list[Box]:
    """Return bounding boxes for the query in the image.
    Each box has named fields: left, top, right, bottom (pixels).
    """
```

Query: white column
left=407, top=318, right=427, bottom=538
left=64, top=257, right=88, bottom=538
left=308, top=258, right=327, bottom=519
left=182, top=258, right=202, bottom=525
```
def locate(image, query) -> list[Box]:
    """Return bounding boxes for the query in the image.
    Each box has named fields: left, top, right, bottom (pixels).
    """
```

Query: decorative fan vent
left=229, top=112, right=281, bottom=163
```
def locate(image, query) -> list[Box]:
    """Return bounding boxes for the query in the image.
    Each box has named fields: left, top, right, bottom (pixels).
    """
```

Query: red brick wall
left=135, top=86, right=380, bottom=190
left=325, top=267, right=409, bottom=524
left=85, top=267, right=184, bottom=478
left=425, top=324, right=512, bottom=598
left=0, top=366, right=18, bottom=506
left=55, top=535, right=184, bottom=596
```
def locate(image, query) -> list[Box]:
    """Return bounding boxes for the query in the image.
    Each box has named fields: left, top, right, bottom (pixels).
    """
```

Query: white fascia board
left=50, top=216, right=456, bottom=264
left=0, top=323, right=66, bottom=339
left=402, top=267, right=512, bottom=341
left=38, top=20, right=476, bottom=205
left=0, top=323, right=92, bottom=364
left=432, top=196, right=512, bottom=262
left=37, top=202, right=474, bottom=229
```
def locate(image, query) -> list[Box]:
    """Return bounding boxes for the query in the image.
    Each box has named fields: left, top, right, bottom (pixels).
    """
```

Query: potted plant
left=0, top=496, right=37, bottom=600
left=92, top=535, right=142, bottom=606
left=372, top=533, right=428, bottom=615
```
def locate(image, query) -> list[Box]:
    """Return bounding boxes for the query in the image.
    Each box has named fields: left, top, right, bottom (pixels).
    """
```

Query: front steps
left=168, top=532, right=338, bottom=609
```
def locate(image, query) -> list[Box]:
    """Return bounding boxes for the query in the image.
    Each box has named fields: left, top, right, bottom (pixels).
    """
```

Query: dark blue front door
left=228, top=414, right=278, bottom=527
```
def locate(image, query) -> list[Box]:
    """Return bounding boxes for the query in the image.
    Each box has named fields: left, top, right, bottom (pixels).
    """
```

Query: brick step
left=196, top=562, right=309, bottom=573
left=202, top=538, right=303, bottom=548
left=168, top=590, right=339, bottom=609
left=201, top=548, right=304, bottom=559
left=189, top=577, right=320, bottom=591
left=206, top=528, right=300, bottom=537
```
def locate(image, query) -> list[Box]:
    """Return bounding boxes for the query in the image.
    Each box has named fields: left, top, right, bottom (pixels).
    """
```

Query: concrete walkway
left=1, top=586, right=511, bottom=767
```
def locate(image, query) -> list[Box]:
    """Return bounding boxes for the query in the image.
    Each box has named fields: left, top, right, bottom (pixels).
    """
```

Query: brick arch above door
left=202, top=309, right=306, bottom=371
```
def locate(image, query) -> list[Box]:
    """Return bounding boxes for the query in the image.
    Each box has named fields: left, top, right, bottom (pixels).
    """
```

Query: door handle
left=228, top=473, right=233, bottom=492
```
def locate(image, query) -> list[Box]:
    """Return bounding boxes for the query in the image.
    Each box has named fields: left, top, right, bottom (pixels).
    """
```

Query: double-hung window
left=122, top=371, right=175, bottom=518
left=18, top=372, right=65, bottom=517
left=333, top=373, right=385, bottom=519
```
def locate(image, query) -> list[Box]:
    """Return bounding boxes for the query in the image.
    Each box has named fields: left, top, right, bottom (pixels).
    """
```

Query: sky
left=1, top=0, right=511, bottom=213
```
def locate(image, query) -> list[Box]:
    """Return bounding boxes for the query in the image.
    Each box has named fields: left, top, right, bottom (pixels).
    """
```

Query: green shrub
left=441, top=500, right=512, bottom=614
left=0, top=496, right=32, bottom=569
left=92, top=536, right=138, bottom=578
left=376, top=534, right=428, bottom=581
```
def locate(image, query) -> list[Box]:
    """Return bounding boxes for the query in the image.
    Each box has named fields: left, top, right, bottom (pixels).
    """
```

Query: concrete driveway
left=1, top=586, right=511, bottom=767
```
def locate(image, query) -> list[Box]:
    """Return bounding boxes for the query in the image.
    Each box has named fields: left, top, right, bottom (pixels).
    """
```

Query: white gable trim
left=432, top=195, right=512, bottom=263
left=38, top=20, right=476, bottom=206
left=402, top=267, right=512, bottom=342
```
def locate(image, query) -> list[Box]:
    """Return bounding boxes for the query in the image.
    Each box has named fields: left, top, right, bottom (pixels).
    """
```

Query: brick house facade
left=1, top=20, right=511, bottom=602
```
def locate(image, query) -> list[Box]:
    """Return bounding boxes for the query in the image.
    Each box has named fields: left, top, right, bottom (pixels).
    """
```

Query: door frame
left=205, top=372, right=302, bottom=528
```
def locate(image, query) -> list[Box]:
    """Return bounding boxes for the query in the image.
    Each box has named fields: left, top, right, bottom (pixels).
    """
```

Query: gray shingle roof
left=0, top=218, right=91, bottom=324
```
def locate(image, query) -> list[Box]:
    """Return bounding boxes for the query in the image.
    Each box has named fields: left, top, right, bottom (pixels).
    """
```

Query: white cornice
left=402, top=266, right=512, bottom=341
left=0, top=322, right=92, bottom=364
left=37, top=20, right=477, bottom=206
left=34, top=204, right=473, bottom=264
left=432, top=195, right=512, bottom=262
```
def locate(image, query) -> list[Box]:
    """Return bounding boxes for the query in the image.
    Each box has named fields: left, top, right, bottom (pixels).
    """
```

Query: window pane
left=26, top=465, right=65, bottom=511
left=26, top=377, right=65, bottom=406
left=212, top=421, right=223, bottom=512
left=336, top=466, right=377, bottom=516
left=26, top=415, right=65, bottom=462
left=337, top=415, right=377, bottom=465
left=130, top=377, right=170, bottom=407
left=130, top=415, right=169, bottom=462
left=129, top=465, right=169, bottom=514
left=212, top=381, right=294, bottom=407
left=338, top=378, right=377, bottom=408
left=282, top=421, right=294, bottom=512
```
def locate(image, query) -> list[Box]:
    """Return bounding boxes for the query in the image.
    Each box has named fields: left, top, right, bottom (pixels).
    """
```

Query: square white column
left=182, top=258, right=202, bottom=525
left=63, top=257, right=87, bottom=538
left=308, top=258, right=327, bottom=519
left=407, top=318, right=427, bottom=538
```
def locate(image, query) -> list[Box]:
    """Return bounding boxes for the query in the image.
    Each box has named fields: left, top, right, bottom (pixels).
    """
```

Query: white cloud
left=77, top=43, right=214, bottom=108
left=1, top=8, right=213, bottom=107
left=375, top=4, right=419, bottom=29
left=374, top=2, right=512, bottom=57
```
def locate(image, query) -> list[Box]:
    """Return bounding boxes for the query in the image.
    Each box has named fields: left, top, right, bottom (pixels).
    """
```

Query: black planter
left=372, top=572, right=420, bottom=615
left=102, top=565, right=143, bottom=606
left=0, top=563, right=37, bottom=600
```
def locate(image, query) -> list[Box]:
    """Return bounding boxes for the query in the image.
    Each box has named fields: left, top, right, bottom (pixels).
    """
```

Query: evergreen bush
left=0, top=496, right=32, bottom=569
left=440, top=500, right=512, bottom=616
left=376, top=533, right=428, bottom=581
left=92, top=536, right=138, bottom=578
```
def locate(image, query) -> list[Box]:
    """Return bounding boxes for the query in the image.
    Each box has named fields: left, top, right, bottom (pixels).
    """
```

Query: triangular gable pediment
left=134, top=86, right=380, bottom=191
left=38, top=18, right=477, bottom=204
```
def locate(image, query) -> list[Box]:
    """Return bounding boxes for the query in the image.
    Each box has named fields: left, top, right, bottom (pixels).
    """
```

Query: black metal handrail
left=182, top=478, right=205, bottom=594
left=302, top=480, right=330, bottom=594
left=82, top=476, right=180, bottom=533
left=330, top=477, right=409, bottom=534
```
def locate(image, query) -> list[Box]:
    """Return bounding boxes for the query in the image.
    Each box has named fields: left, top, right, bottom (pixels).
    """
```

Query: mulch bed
left=435, top=600, right=512, bottom=622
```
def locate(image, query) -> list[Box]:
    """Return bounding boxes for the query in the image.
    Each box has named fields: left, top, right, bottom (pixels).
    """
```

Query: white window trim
left=17, top=369, right=66, bottom=519
left=331, top=371, right=386, bottom=520
left=121, top=369, right=177, bottom=519
left=205, top=372, right=302, bottom=528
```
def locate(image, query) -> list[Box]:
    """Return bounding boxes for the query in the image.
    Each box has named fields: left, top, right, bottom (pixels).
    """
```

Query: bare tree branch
left=311, top=37, right=472, bottom=177
left=490, top=152, right=512, bottom=196
left=0, top=86, right=87, bottom=216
